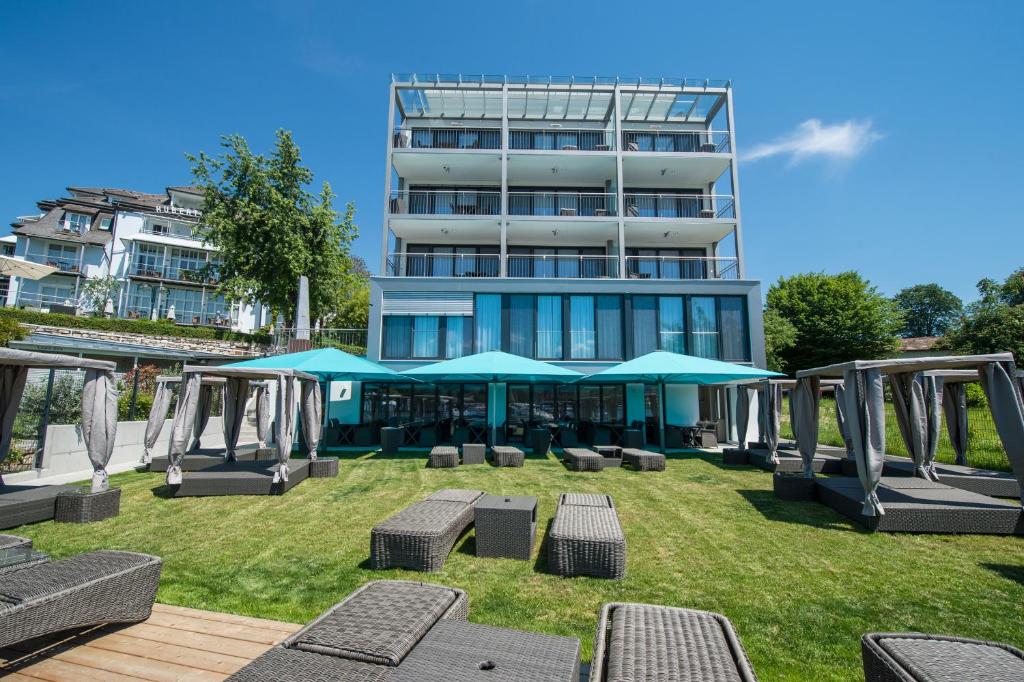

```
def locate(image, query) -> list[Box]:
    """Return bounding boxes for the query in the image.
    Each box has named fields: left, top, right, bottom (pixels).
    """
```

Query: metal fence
left=271, top=328, right=368, bottom=355
left=779, top=394, right=1010, bottom=472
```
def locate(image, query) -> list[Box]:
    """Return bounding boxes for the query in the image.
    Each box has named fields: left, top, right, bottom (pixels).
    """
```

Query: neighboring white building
left=7, top=186, right=267, bottom=333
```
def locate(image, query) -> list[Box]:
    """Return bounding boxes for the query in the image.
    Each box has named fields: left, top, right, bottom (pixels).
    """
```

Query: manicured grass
left=11, top=451, right=1024, bottom=681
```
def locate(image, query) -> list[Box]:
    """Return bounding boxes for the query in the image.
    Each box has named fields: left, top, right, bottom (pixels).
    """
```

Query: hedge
left=0, top=307, right=271, bottom=344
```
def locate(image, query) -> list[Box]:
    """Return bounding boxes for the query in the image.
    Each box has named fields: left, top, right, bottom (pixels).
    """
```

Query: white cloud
left=743, top=119, right=882, bottom=164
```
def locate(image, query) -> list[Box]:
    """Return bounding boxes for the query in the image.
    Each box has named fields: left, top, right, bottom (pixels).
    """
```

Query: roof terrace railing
left=392, top=74, right=731, bottom=88
left=622, top=130, right=730, bottom=153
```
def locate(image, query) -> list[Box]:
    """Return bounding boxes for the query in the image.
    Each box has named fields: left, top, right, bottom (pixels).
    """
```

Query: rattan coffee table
left=474, top=494, right=537, bottom=560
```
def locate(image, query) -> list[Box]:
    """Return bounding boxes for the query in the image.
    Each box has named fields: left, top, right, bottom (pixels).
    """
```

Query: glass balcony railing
left=508, top=192, right=616, bottom=217
left=506, top=254, right=618, bottom=279
left=508, top=128, right=614, bottom=151
left=393, top=127, right=501, bottom=150
left=139, top=223, right=205, bottom=241
left=625, top=256, right=738, bottom=280
left=387, top=253, right=501, bottom=278
left=622, top=130, right=730, bottom=153
left=130, top=259, right=219, bottom=284
left=623, top=193, right=735, bottom=219
left=389, top=190, right=501, bottom=216
left=382, top=253, right=739, bottom=280
left=23, top=253, right=81, bottom=273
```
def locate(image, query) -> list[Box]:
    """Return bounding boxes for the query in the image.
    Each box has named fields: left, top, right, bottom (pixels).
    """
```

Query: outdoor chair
left=371, top=489, right=484, bottom=571
left=548, top=493, right=625, bottom=579
left=0, top=549, right=162, bottom=648
left=589, top=603, right=758, bottom=681
left=861, top=632, right=1024, bottom=681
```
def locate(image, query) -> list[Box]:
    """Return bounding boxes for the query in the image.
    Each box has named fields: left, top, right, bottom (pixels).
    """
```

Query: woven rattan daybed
left=861, top=632, right=1024, bottom=681
left=621, top=448, right=666, bottom=472
left=371, top=489, right=484, bottom=571
left=547, top=493, right=625, bottom=579
left=0, top=483, right=77, bottom=530
left=563, top=448, right=605, bottom=472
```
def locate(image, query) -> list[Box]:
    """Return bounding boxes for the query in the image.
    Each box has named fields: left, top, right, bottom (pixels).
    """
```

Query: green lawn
left=11, top=451, right=1024, bottom=681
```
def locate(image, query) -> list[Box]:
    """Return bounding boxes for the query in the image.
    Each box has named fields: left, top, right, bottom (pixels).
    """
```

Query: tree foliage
left=80, top=275, right=120, bottom=316
left=763, top=308, right=797, bottom=373
left=944, top=268, right=1024, bottom=363
left=765, top=271, right=903, bottom=373
left=893, top=283, right=962, bottom=337
left=0, top=317, right=26, bottom=347
left=188, top=130, right=358, bottom=325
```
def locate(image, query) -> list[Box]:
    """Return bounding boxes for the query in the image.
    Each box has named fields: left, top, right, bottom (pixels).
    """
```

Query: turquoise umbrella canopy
left=225, top=347, right=403, bottom=382
left=580, top=351, right=782, bottom=384
left=403, top=351, right=582, bottom=383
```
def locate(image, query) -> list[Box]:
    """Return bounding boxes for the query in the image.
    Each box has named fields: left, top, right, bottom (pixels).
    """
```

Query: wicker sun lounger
left=548, top=493, right=625, bottom=579
left=491, top=445, right=525, bottom=467
left=862, top=632, right=1024, bottom=682
left=0, top=549, right=162, bottom=648
left=428, top=446, right=459, bottom=468
left=0, top=534, right=47, bottom=575
left=371, top=489, right=484, bottom=571
left=589, top=603, right=759, bottom=681
left=564, top=448, right=605, bottom=472
left=0, top=484, right=77, bottom=530
left=621, top=448, right=666, bottom=472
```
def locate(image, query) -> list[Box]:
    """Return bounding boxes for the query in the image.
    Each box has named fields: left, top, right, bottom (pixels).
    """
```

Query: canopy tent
left=0, top=348, right=117, bottom=493
left=165, top=365, right=321, bottom=486
left=141, top=375, right=227, bottom=464
left=404, top=351, right=583, bottom=444
left=797, top=353, right=1024, bottom=515
left=582, top=351, right=781, bottom=450
left=756, top=379, right=846, bottom=466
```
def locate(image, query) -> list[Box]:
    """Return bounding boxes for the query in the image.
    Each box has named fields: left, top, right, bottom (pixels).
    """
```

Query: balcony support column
left=381, top=82, right=398, bottom=274
left=499, top=83, right=509, bottom=277
left=725, top=88, right=746, bottom=278
left=613, top=85, right=626, bottom=278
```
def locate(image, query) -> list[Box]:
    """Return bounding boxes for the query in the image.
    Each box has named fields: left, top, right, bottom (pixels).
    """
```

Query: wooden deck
left=0, top=603, right=300, bottom=681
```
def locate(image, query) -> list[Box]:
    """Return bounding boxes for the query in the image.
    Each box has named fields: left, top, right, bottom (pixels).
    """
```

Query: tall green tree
left=188, top=130, right=357, bottom=324
left=944, top=267, right=1024, bottom=362
left=765, top=271, right=902, bottom=373
left=893, top=283, right=962, bottom=337
left=763, top=308, right=797, bottom=373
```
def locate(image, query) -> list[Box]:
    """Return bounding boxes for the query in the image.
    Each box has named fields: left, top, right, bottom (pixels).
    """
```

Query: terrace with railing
left=622, top=130, right=730, bottom=153
left=129, top=258, right=219, bottom=285
left=393, top=127, right=501, bottom=150
left=23, top=252, right=81, bottom=273
left=509, top=191, right=617, bottom=217
left=385, top=253, right=736, bottom=280
left=508, top=128, right=614, bottom=151
left=139, top=222, right=206, bottom=242
left=389, top=190, right=501, bottom=216
left=623, top=193, right=735, bottom=219
left=625, top=256, right=739, bottom=280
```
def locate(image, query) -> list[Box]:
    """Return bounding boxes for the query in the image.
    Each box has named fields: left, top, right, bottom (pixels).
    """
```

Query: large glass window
left=445, top=316, right=467, bottom=358
left=569, top=295, right=596, bottom=359
left=601, top=385, right=625, bottom=423
left=63, top=212, right=91, bottom=233
left=579, top=386, right=601, bottom=423
left=460, top=384, right=488, bottom=424
left=689, top=296, right=719, bottom=359
left=658, top=297, right=686, bottom=353
left=164, top=287, right=203, bottom=322
left=536, top=295, right=562, bottom=359
left=596, top=295, right=622, bottom=360
left=475, top=294, right=502, bottom=352
left=632, top=295, right=657, bottom=356
left=509, top=294, right=534, bottom=357
left=412, top=316, right=440, bottom=358
left=719, top=297, right=750, bottom=361
left=383, top=316, right=412, bottom=358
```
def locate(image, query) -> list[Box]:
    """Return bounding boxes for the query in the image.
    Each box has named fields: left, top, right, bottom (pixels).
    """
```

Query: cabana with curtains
left=796, top=353, right=1024, bottom=535
left=746, top=379, right=847, bottom=474
left=0, top=348, right=120, bottom=527
left=164, top=364, right=322, bottom=497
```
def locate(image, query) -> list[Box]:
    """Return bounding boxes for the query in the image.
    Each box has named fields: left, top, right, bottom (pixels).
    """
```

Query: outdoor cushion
left=289, top=581, right=459, bottom=666
left=0, top=550, right=150, bottom=606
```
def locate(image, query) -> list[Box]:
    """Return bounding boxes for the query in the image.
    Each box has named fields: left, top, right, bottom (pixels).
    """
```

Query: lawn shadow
left=455, top=533, right=477, bottom=556
left=150, top=484, right=177, bottom=499
left=366, top=449, right=431, bottom=461
left=983, top=563, right=1024, bottom=586
left=532, top=518, right=553, bottom=574
left=737, top=489, right=866, bottom=533
left=0, top=622, right=131, bottom=674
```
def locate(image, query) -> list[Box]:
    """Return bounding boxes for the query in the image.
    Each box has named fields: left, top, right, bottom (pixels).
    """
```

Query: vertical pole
left=613, top=85, right=626, bottom=278
left=725, top=87, right=745, bottom=279
left=36, top=369, right=55, bottom=468
left=382, top=82, right=397, bottom=274
left=128, top=364, right=140, bottom=421
left=500, top=83, right=509, bottom=277
left=659, top=380, right=667, bottom=453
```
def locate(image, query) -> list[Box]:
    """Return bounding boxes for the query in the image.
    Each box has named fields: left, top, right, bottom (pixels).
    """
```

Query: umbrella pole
left=659, top=380, right=667, bottom=453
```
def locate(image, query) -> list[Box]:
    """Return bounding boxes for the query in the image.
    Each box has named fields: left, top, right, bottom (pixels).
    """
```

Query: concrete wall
left=5, top=416, right=225, bottom=486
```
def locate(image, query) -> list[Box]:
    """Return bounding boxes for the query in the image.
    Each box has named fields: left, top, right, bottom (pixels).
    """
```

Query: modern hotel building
left=363, top=74, right=766, bottom=446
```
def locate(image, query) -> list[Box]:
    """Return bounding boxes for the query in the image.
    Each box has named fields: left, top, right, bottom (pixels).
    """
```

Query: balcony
left=508, top=192, right=617, bottom=217
left=389, top=190, right=501, bottom=216
left=623, top=193, right=735, bottom=219
left=140, top=223, right=205, bottom=242
left=509, top=128, right=614, bottom=151
left=387, top=252, right=501, bottom=278
left=622, top=130, right=730, bottom=153
left=625, top=256, right=738, bottom=280
left=130, top=259, right=219, bottom=285
left=23, top=253, right=81, bottom=274
left=507, top=254, right=618, bottom=279
left=393, top=127, right=500, bottom=150
left=123, top=304, right=233, bottom=327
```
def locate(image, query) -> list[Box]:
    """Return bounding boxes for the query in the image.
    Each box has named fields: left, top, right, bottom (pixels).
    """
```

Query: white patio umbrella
left=0, top=255, right=56, bottom=280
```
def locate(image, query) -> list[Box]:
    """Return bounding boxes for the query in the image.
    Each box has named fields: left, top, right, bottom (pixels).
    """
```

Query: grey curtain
left=978, top=361, right=1024, bottom=505
left=788, top=388, right=799, bottom=445
left=193, top=383, right=215, bottom=450
left=735, top=386, right=755, bottom=449
left=273, top=375, right=299, bottom=483
left=301, top=380, right=322, bottom=461
left=759, top=383, right=781, bottom=462
left=82, top=369, right=119, bottom=493
left=845, top=368, right=887, bottom=516
left=142, top=379, right=173, bottom=464
left=834, top=384, right=854, bottom=459
left=793, top=376, right=820, bottom=478
left=941, top=381, right=969, bottom=466
left=890, top=372, right=941, bottom=481
left=0, top=365, right=29, bottom=484
left=166, top=372, right=202, bottom=485
left=222, top=377, right=249, bottom=462
left=255, top=384, right=271, bottom=447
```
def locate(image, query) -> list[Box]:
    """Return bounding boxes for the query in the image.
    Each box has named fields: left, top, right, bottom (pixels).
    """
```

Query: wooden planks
left=0, top=603, right=300, bottom=681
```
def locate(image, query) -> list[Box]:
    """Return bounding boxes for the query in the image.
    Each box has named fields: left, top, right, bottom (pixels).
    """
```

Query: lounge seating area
left=371, top=488, right=484, bottom=571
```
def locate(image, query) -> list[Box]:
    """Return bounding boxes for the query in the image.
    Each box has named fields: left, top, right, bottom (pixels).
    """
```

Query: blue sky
left=1, top=0, right=1020, bottom=303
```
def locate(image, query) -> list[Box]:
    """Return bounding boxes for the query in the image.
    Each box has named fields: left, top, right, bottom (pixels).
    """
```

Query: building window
left=569, top=295, right=595, bottom=359
left=134, top=244, right=163, bottom=276
left=475, top=294, right=502, bottom=352
left=163, top=287, right=203, bottom=322
left=536, top=295, right=562, bottom=359
left=719, top=296, right=750, bottom=362
left=412, top=316, right=440, bottom=358
left=63, top=212, right=91, bottom=233
left=40, top=283, right=74, bottom=305
left=383, top=316, right=412, bottom=358
left=632, top=295, right=657, bottom=356
left=658, top=296, right=686, bottom=353
left=445, top=317, right=468, bottom=358
left=45, top=244, right=78, bottom=271
left=596, top=295, right=622, bottom=360
left=508, top=294, right=534, bottom=357
left=689, top=296, right=719, bottom=359
left=98, top=217, right=113, bottom=231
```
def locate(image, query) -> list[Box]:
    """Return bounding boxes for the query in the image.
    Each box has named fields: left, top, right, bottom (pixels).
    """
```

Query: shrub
left=0, top=316, right=27, bottom=347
